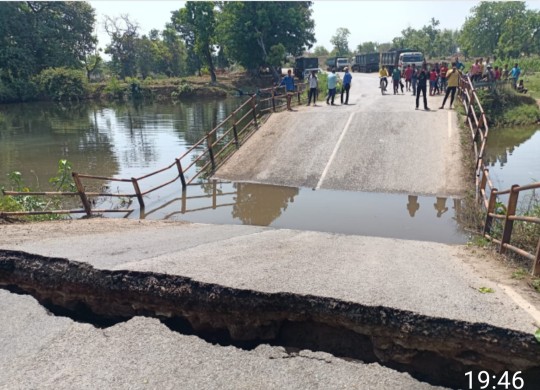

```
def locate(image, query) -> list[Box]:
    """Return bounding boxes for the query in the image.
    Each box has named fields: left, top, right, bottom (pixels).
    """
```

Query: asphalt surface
left=215, top=72, right=464, bottom=196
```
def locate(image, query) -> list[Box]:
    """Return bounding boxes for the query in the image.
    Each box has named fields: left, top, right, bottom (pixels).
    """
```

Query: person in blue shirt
left=340, top=67, right=352, bottom=104
left=326, top=68, right=338, bottom=105
left=280, top=69, right=295, bottom=111
left=454, top=56, right=465, bottom=71
left=510, top=63, right=521, bottom=89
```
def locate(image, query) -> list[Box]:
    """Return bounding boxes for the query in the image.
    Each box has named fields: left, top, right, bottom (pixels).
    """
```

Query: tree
left=330, top=27, right=350, bottom=56
left=171, top=1, right=218, bottom=83
left=356, top=41, right=378, bottom=54
left=217, top=1, right=315, bottom=82
left=459, top=1, right=528, bottom=57
left=0, top=1, right=97, bottom=81
left=313, top=45, right=329, bottom=56
left=104, top=15, right=140, bottom=79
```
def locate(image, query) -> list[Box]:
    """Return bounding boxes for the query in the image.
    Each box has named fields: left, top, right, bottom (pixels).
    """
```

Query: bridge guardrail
left=1, top=80, right=308, bottom=219
left=460, top=75, right=540, bottom=276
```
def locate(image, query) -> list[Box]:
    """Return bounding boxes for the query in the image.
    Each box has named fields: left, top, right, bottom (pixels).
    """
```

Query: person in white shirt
left=307, top=70, right=319, bottom=106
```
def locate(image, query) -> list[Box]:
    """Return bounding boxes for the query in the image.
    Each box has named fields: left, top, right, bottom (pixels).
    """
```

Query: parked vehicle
left=351, top=52, right=379, bottom=73
left=302, top=68, right=325, bottom=79
left=398, top=52, right=424, bottom=71
left=380, top=48, right=422, bottom=73
left=294, top=57, right=319, bottom=79
left=325, top=56, right=350, bottom=72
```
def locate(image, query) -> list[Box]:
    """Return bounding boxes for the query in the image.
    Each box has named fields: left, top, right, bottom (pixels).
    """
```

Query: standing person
left=439, top=62, right=461, bottom=110
left=404, top=64, right=413, bottom=92
left=439, top=62, right=448, bottom=93
left=326, top=68, right=338, bottom=105
left=341, top=67, right=352, bottom=104
left=280, top=69, right=295, bottom=111
left=416, top=64, right=429, bottom=111
left=455, top=56, right=465, bottom=71
left=494, top=66, right=501, bottom=80
left=307, top=70, right=319, bottom=106
left=502, top=64, right=509, bottom=80
left=510, top=63, right=521, bottom=88
left=429, top=67, right=438, bottom=96
left=391, top=67, right=401, bottom=94
left=411, top=63, right=418, bottom=96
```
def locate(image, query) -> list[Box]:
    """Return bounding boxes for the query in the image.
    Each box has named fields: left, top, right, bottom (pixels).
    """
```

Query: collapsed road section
left=1, top=249, right=539, bottom=389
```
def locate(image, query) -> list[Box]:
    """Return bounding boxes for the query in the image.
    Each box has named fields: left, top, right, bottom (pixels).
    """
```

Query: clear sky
left=90, top=1, right=540, bottom=52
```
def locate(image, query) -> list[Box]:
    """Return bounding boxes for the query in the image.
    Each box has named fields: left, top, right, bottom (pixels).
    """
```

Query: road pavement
left=215, top=72, right=464, bottom=196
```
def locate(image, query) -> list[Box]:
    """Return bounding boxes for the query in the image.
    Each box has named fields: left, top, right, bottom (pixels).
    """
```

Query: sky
left=89, top=1, right=540, bottom=52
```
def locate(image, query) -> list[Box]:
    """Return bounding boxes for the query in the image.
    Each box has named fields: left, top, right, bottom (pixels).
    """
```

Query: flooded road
left=127, top=180, right=467, bottom=244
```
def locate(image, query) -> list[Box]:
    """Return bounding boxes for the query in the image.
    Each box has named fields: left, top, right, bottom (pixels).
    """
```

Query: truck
left=325, top=56, right=350, bottom=72
left=294, top=57, right=319, bottom=80
left=380, top=48, right=423, bottom=73
left=351, top=52, right=379, bottom=73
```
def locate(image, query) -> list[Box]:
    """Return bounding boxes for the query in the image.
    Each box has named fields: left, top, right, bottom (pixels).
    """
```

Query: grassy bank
left=476, top=85, right=540, bottom=127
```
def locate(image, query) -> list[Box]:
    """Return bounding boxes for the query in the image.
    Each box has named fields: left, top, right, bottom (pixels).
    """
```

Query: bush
left=104, top=77, right=126, bottom=100
left=0, top=79, right=38, bottom=103
left=477, top=86, right=540, bottom=127
left=34, top=67, right=89, bottom=101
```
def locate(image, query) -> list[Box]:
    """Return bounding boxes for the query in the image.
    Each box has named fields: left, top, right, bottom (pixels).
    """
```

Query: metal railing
left=460, top=75, right=540, bottom=276
left=1, top=81, right=308, bottom=219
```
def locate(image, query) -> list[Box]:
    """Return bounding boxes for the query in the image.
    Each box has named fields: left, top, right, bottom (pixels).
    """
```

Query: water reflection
left=484, top=126, right=540, bottom=190
left=232, top=183, right=299, bottom=225
left=0, top=98, right=247, bottom=189
left=134, top=180, right=466, bottom=244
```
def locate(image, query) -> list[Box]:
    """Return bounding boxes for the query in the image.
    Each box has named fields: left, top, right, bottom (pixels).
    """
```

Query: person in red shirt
left=429, top=68, right=438, bottom=96
left=404, top=64, right=413, bottom=92
left=439, top=63, right=448, bottom=92
left=494, top=66, right=501, bottom=80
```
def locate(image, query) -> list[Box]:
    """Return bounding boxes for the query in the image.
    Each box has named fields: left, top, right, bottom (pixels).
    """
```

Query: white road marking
left=498, top=283, right=540, bottom=328
left=316, top=112, right=355, bottom=190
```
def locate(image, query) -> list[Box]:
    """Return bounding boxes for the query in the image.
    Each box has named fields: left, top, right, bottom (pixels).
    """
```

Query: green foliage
left=0, top=160, right=76, bottom=221
left=459, top=2, right=539, bottom=57
left=330, top=27, right=351, bottom=56
left=0, top=79, right=38, bottom=103
left=34, top=68, right=89, bottom=101
left=511, top=268, right=529, bottom=280
left=356, top=42, right=378, bottom=54
left=49, top=159, right=75, bottom=192
left=171, top=80, right=194, bottom=99
left=392, top=18, right=459, bottom=58
left=313, top=46, right=329, bottom=57
left=217, top=2, right=315, bottom=73
left=535, top=329, right=540, bottom=343
left=104, top=77, right=127, bottom=99
left=476, top=87, right=540, bottom=127
left=0, top=2, right=96, bottom=81
left=171, top=1, right=218, bottom=82
left=478, top=287, right=495, bottom=293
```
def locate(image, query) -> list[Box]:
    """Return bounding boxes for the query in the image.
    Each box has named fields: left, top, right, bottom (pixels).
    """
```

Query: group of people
left=279, top=66, right=353, bottom=110
left=379, top=58, right=463, bottom=111
left=467, top=58, right=522, bottom=89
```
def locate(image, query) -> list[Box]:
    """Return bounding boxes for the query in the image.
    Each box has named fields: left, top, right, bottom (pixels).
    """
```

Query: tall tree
left=356, top=41, right=378, bottom=54
left=313, top=45, right=329, bottom=56
left=0, top=1, right=96, bottom=81
left=217, top=1, right=315, bottom=82
left=171, top=2, right=218, bottom=82
left=104, top=15, right=140, bottom=79
left=459, top=1, right=528, bottom=57
left=330, top=27, right=351, bottom=56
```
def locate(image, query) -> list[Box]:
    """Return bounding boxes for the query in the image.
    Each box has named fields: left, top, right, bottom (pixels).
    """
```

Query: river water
left=1, top=99, right=538, bottom=244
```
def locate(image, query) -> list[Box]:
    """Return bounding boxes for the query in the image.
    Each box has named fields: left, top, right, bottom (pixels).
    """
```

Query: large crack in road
left=1, top=249, right=539, bottom=389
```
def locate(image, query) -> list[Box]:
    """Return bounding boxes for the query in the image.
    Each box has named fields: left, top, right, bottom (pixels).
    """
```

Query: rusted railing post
left=212, top=179, right=217, bottom=209
left=250, top=96, right=258, bottom=128
left=500, top=185, right=519, bottom=254
left=72, top=172, right=92, bottom=217
left=175, top=158, right=187, bottom=190
left=181, top=189, right=187, bottom=214
left=483, top=188, right=497, bottom=236
left=131, top=177, right=145, bottom=209
left=271, top=87, right=276, bottom=112
left=533, top=239, right=540, bottom=277
left=231, top=111, right=239, bottom=148
left=478, top=168, right=488, bottom=205
left=207, top=134, right=216, bottom=171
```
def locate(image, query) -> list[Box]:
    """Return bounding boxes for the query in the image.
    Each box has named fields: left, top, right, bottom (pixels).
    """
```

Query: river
left=1, top=99, right=538, bottom=244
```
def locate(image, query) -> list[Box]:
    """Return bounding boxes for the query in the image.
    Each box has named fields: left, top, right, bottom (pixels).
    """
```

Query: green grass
left=522, top=71, right=540, bottom=100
